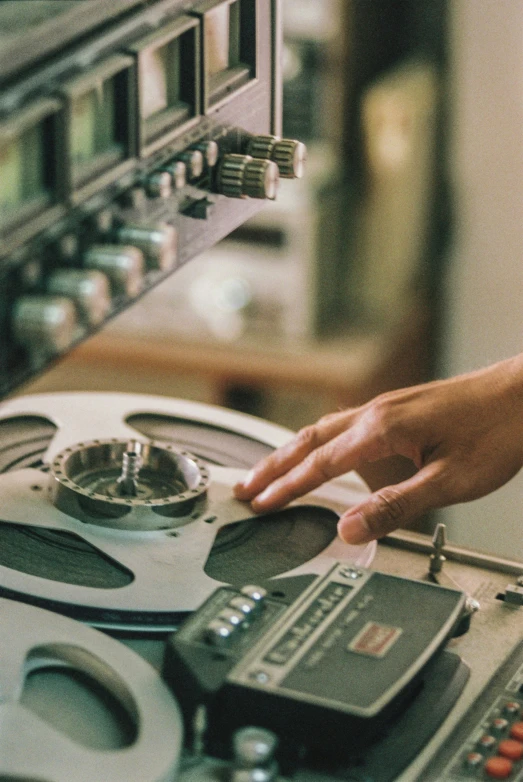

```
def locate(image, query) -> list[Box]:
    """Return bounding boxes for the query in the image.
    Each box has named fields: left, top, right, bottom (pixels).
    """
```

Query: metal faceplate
left=0, top=392, right=375, bottom=629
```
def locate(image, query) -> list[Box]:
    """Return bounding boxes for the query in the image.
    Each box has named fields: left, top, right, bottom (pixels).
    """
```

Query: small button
left=484, top=755, right=513, bottom=778
left=492, top=719, right=510, bottom=735
left=510, top=722, right=523, bottom=742
left=204, top=618, right=235, bottom=647
left=477, top=735, right=497, bottom=753
left=498, top=740, right=523, bottom=761
left=241, top=585, right=267, bottom=604
left=464, top=751, right=483, bottom=770
left=339, top=567, right=363, bottom=580
left=218, top=608, right=246, bottom=627
left=229, top=596, right=257, bottom=616
left=504, top=702, right=521, bottom=718
left=146, top=171, right=172, bottom=199
left=232, top=725, right=278, bottom=767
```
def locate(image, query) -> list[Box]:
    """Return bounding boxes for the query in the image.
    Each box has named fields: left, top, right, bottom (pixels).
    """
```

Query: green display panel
left=0, top=120, right=50, bottom=230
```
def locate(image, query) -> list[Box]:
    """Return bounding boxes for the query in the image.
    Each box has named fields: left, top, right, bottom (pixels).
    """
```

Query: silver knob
left=218, top=608, right=246, bottom=628
left=163, top=160, right=187, bottom=190
left=246, top=135, right=307, bottom=179
left=83, top=245, right=144, bottom=297
left=216, top=154, right=279, bottom=200
left=176, top=149, right=204, bottom=180
left=146, top=170, right=172, bottom=199
left=116, top=223, right=177, bottom=272
left=233, top=726, right=278, bottom=769
left=240, top=585, right=267, bottom=606
left=12, top=295, right=78, bottom=358
left=204, top=618, right=235, bottom=647
left=46, top=269, right=111, bottom=326
left=191, top=140, right=219, bottom=168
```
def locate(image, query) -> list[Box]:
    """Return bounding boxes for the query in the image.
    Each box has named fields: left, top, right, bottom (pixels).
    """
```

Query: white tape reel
left=0, top=597, right=182, bottom=782
left=0, top=392, right=375, bottom=629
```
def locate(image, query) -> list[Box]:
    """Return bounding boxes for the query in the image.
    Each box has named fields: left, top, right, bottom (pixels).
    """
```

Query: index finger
left=248, top=424, right=385, bottom=512
left=234, top=411, right=353, bottom=502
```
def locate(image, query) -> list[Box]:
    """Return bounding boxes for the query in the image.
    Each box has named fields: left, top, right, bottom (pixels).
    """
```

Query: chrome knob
left=233, top=726, right=278, bottom=767
left=12, top=295, right=78, bottom=358
left=246, top=135, right=307, bottom=179
left=176, top=149, right=204, bottom=180
left=216, top=154, right=279, bottom=200
left=146, top=170, right=172, bottom=199
left=46, top=269, right=111, bottom=326
left=163, top=160, right=187, bottom=190
left=84, top=245, right=144, bottom=297
left=116, top=223, right=177, bottom=272
left=191, top=140, right=219, bottom=168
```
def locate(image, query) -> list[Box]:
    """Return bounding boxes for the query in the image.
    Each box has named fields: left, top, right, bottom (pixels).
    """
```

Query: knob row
left=143, top=136, right=305, bottom=202
left=12, top=223, right=177, bottom=361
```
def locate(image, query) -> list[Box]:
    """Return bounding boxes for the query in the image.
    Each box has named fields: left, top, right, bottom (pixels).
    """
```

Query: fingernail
left=337, top=512, right=372, bottom=545
left=241, top=469, right=256, bottom=489
left=251, top=486, right=276, bottom=511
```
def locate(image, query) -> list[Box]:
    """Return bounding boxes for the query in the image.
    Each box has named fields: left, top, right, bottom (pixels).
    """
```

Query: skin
left=234, top=353, right=523, bottom=545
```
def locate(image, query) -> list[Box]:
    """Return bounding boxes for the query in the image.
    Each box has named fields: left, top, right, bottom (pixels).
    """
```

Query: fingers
left=234, top=411, right=354, bottom=503
left=337, top=463, right=444, bottom=544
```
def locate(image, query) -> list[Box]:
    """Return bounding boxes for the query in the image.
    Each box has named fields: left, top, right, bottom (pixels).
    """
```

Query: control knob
left=83, top=245, right=144, bottom=298
left=246, top=135, right=306, bottom=179
left=12, top=295, right=78, bottom=359
left=115, top=223, right=177, bottom=272
left=175, top=149, right=204, bottom=180
left=163, top=160, right=187, bottom=190
left=216, top=154, right=279, bottom=200
left=191, top=140, right=219, bottom=169
left=145, top=170, right=172, bottom=199
left=46, top=269, right=111, bottom=326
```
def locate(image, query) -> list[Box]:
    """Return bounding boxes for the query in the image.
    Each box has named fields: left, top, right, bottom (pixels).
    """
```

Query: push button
left=509, top=722, right=523, bottom=742
left=498, top=739, right=523, bottom=761
left=484, top=755, right=513, bottom=778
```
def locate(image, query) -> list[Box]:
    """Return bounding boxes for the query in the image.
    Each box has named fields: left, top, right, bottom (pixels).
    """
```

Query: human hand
left=234, top=355, right=523, bottom=544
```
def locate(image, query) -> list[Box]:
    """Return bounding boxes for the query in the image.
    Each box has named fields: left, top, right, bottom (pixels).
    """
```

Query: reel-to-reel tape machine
left=3, top=391, right=523, bottom=782
left=3, top=1, right=523, bottom=780
left=0, top=390, right=376, bottom=782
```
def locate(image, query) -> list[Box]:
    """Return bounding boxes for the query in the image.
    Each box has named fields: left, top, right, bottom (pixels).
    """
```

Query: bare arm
left=234, top=354, right=523, bottom=544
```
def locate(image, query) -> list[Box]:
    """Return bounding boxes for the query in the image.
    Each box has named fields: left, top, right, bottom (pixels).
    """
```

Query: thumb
left=337, top=467, right=441, bottom=544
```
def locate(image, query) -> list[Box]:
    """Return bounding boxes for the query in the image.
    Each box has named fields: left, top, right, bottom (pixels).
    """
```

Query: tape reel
left=0, top=596, right=182, bottom=782
left=0, top=392, right=375, bottom=630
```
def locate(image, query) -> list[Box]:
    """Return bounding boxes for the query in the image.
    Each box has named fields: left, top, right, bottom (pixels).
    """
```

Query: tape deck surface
left=2, top=391, right=523, bottom=782
left=0, top=391, right=375, bottom=631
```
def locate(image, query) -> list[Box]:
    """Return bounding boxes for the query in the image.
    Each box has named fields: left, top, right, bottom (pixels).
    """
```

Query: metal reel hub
left=49, top=438, right=210, bottom=530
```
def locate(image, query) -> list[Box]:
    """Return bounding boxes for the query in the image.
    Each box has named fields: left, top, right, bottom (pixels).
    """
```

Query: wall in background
left=441, top=1, right=523, bottom=558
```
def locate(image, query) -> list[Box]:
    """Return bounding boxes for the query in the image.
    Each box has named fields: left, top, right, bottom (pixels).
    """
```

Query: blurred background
left=21, top=0, right=523, bottom=559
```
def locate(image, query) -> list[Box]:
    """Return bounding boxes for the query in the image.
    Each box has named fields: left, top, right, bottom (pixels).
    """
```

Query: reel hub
left=49, top=438, right=210, bottom=530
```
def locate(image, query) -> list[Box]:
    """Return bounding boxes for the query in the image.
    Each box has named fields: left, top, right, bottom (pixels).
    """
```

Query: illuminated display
left=70, top=78, right=121, bottom=175
left=133, top=16, right=199, bottom=151
left=64, top=55, right=133, bottom=190
left=202, top=0, right=256, bottom=107
left=206, top=3, right=239, bottom=76
left=0, top=103, right=57, bottom=232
